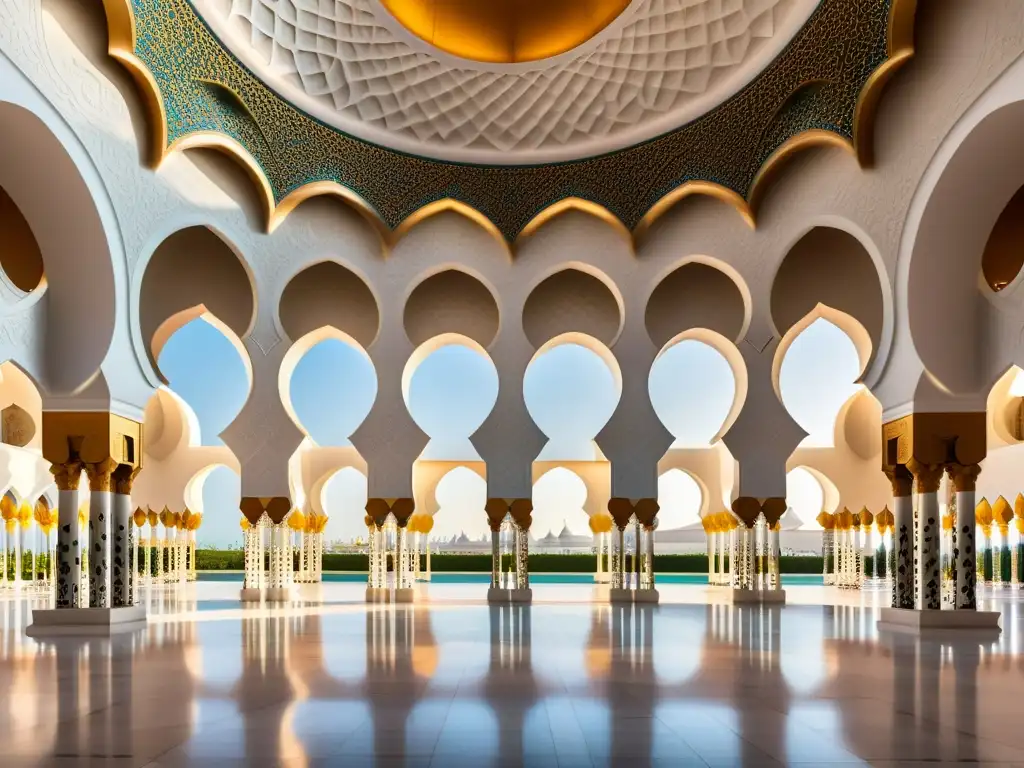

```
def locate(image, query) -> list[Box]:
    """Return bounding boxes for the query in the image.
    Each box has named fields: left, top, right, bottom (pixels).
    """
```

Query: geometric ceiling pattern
left=107, top=0, right=914, bottom=242
left=197, top=0, right=809, bottom=161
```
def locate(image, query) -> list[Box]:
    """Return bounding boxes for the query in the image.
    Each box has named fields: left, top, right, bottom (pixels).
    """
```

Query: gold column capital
left=730, top=496, right=762, bottom=529
left=365, top=497, right=415, bottom=528
left=113, top=464, right=142, bottom=495
left=239, top=496, right=291, bottom=525
left=883, top=465, right=913, bottom=498
left=85, top=457, right=119, bottom=492
left=906, top=458, right=944, bottom=495
left=608, top=497, right=658, bottom=530
left=44, top=411, right=144, bottom=496
left=946, top=462, right=981, bottom=493
left=484, top=498, right=532, bottom=532
left=760, top=497, right=787, bottom=528
left=50, top=460, right=83, bottom=492
left=881, top=411, right=986, bottom=474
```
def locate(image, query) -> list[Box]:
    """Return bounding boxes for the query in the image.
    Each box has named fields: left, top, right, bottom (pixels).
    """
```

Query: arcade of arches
left=3, top=1, right=1024, bottom=763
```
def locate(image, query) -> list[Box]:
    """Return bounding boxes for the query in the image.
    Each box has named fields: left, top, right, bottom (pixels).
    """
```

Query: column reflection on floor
left=4, top=589, right=1024, bottom=763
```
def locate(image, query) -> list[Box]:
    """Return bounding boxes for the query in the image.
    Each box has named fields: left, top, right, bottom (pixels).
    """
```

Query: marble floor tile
left=0, top=581, right=1023, bottom=766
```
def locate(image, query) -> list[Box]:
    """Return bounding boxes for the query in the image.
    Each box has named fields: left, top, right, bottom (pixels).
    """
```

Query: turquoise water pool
left=197, top=572, right=825, bottom=585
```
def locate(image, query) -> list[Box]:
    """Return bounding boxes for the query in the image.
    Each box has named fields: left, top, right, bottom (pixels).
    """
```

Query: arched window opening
left=779, top=318, right=861, bottom=447
left=982, top=183, right=1024, bottom=292
left=432, top=467, right=488, bottom=543
left=198, top=465, right=241, bottom=548
left=320, top=467, right=369, bottom=547
left=785, top=467, right=825, bottom=530
left=656, top=470, right=703, bottom=531
left=649, top=340, right=736, bottom=446
left=532, top=468, right=590, bottom=543
left=525, top=342, right=619, bottom=461
left=289, top=338, right=376, bottom=446
left=142, top=226, right=254, bottom=378
left=405, top=342, right=498, bottom=460
left=158, top=317, right=250, bottom=446
left=0, top=185, right=44, bottom=294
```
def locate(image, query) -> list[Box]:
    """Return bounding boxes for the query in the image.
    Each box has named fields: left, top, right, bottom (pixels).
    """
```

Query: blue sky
left=159, top=318, right=860, bottom=547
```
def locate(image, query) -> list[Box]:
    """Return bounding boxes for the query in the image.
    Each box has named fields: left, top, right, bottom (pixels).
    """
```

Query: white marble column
left=770, top=524, right=781, bottom=590
left=515, top=525, right=530, bottom=590
left=948, top=464, right=981, bottom=610
left=642, top=524, right=655, bottom=590
left=111, top=491, right=133, bottom=607
left=85, top=461, right=115, bottom=609
left=888, top=468, right=915, bottom=609
left=491, top=529, right=501, bottom=589
left=910, top=461, right=943, bottom=610
left=706, top=529, right=714, bottom=584
left=53, top=464, right=83, bottom=609
left=243, top=517, right=264, bottom=592
left=612, top=526, right=625, bottom=589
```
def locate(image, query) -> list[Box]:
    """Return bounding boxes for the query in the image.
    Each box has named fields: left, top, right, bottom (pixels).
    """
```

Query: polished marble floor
left=2, top=581, right=1024, bottom=767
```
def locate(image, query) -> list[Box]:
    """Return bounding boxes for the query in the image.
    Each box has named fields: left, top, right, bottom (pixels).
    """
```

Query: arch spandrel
left=0, top=101, right=120, bottom=398
left=903, top=95, right=1024, bottom=397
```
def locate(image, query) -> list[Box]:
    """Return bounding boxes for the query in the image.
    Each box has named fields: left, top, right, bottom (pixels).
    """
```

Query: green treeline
left=193, top=549, right=832, bottom=574
left=0, top=550, right=930, bottom=578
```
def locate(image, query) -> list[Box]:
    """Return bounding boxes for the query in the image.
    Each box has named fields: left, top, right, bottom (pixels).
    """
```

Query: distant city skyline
left=159, top=317, right=859, bottom=548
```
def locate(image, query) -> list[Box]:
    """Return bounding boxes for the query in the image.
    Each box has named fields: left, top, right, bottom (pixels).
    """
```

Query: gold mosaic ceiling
left=101, top=0, right=916, bottom=245
left=378, top=0, right=631, bottom=63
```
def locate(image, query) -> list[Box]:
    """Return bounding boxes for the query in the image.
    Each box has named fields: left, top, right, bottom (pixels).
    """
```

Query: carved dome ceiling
left=195, top=0, right=816, bottom=163
left=103, top=0, right=915, bottom=242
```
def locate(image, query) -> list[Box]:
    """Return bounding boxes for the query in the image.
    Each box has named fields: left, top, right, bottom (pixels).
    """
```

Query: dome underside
left=196, top=0, right=815, bottom=163
left=110, top=0, right=912, bottom=241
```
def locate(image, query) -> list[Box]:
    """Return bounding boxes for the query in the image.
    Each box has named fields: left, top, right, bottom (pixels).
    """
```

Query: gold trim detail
left=394, top=199, right=509, bottom=255
left=852, top=0, right=917, bottom=166
left=634, top=181, right=755, bottom=241
left=518, top=198, right=633, bottom=244
left=747, top=130, right=857, bottom=217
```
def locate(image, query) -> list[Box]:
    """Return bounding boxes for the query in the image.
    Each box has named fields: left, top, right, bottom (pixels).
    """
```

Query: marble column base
left=265, top=586, right=295, bottom=603
left=393, top=587, right=416, bottom=604
left=728, top=588, right=787, bottom=604
left=633, top=588, right=660, bottom=604
left=487, top=587, right=510, bottom=603
left=365, top=587, right=389, bottom=603
left=878, top=607, right=1001, bottom=633
left=609, top=587, right=633, bottom=604
left=509, top=588, right=532, bottom=603
left=27, top=605, right=146, bottom=637
left=240, top=587, right=263, bottom=603
left=297, top=583, right=323, bottom=602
